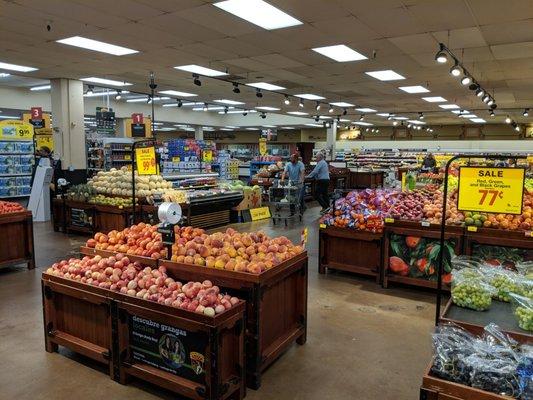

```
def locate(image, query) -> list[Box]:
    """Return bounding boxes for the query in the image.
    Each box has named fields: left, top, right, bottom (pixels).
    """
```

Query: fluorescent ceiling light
left=287, top=111, right=308, bottom=115
left=56, top=36, right=138, bottom=56
left=84, top=90, right=129, bottom=98
left=246, top=82, right=285, bottom=90
left=393, top=116, right=408, bottom=120
left=312, top=44, right=367, bottom=62
left=181, top=102, right=203, bottom=107
left=214, top=0, right=302, bottom=30
left=0, top=115, right=20, bottom=119
left=193, top=106, right=229, bottom=111
left=319, top=116, right=332, bottom=119
left=262, top=125, right=277, bottom=128
left=159, top=90, right=197, bottom=97
left=30, top=85, right=51, bottom=91
left=439, top=104, right=460, bottom=109
left=255, top=106, right=280, bottom=111
left=220, top=109, right=257, bottom=114
left=245, top=127, right=259, bottom=130
left=214, top=99, right=245, bottom=105
left=407, top=120, right=426, bottom=125
left=0, top=61, right=38, bottom=72
left=220, top=128, right=234, bottom=131
left=202, top=127, right=215, bottom=130
left=355, top=107, right=376, bottom=113
left=399, top=85, right=429, bottom=93
left=305, top=123, right=323, bottom=127
left=295, top=93, right=325, bottom=100
left=152, top=122, right=164, bottom=126
left=353, top=121, right=373, bottom=126
left=376, top=113, right=390, bottom=117
left=281, top=126, right=295, bottom=129
left=174, top=64, right=227, bottom=77
left=422, top=96, right=447, bottom=103
left=451, top=110, right=469, bottom=114
left=365, top=70, right=405, bottom=81
left=339, top=119, right=351, bottom=122
left=0, top=73, right=10, bottom=77
left=126, top=96, right=169, bottom=102
left=225, top=126, right=239, bottom=128
left=330, top=102, right=354, bottom=107
left=460, top=114, right=477, bottom=118
left=470, top=118, right=486, bottom=123
left=81, top=77, right=131, bottom=86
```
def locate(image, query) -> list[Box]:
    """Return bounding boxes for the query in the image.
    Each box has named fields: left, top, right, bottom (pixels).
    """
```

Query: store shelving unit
left=0, top=139, right=34, bottom=198
left=103, top=138, right=134, bottom=171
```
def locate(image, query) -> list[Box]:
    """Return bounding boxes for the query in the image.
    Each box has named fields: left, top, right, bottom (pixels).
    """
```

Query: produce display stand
left=463, top=226, right=533, bottom=260
left=94, top=204, right=134, bottom=233
left=64, top=200, right=96, bottom=234
left=382, top=221, right=463, bottom=290
left=0, top=210, right=35, bottom=269
left=318, top=226, right=383, bottom=283
left=160, top=252, right=308, bottom=390
left=79, top=246, right=158, bottom=267
left=42, top=272, right=246, bottom=400
left=348, top=170, right=384, bottom=189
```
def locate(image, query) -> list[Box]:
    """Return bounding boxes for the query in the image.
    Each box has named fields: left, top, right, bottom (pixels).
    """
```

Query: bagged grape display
left=451, top=267, right=496, bottom=311
left=510, top=294, right=533, bottom=332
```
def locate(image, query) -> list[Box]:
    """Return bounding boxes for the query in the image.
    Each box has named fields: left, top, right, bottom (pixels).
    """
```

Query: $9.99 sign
left=135, top=146, right=157, bottom=175
left=457, top=167, right=525, bottom=215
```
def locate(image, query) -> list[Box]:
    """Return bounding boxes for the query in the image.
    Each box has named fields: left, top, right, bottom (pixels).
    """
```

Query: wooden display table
left=463, top=226, right=533, bottom=261
left=318, top=226, right=383, bottom=283
left=80, top=246, right=158, bottom=267
left=348, top=170, right=384, bottom=189
left=94, top=204, right=133, bottom=233
left=160, top=252, right=308, bottom=389
left=0, top=210, right=35, bottom=269
left=42, top=272, right=246, bottom=400
left=382, top=220, right=463, bottom=290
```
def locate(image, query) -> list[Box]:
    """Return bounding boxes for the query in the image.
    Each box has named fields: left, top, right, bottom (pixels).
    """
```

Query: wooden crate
left=42, top=272, right=246, bottom=400
left=318, top=226, right=383, bottom=283
left=94, top=204, right=133, bottom=233
left=0, top=210, right=35, bottom=269
left=65, top=200, right=95, bottom=234
left=382, top=221, right=463, bottom=290
left=160, top=252, right=308, bottom=389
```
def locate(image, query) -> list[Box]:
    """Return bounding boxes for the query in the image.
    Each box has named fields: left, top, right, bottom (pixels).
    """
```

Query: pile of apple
left=45, top=254, right=240, bottom=316
left=86, top=223, right=166, bottom=259
left=170, top=226, right=303, bottom=274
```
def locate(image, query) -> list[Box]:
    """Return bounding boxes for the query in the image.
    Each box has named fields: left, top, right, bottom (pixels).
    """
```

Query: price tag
left=135, top=146, right=157, bottom=175
left=319, top=223, right=326, bottom=229
left=300, top=228, right=308, bottom=249
left=421, top=221, right=430, bottom=227
left=384, top=218, right=394, bottom=224
left=525, top=231, right=533, bottom=238
left=0, top=120, right=34, bottom=140
left=172, top=157, right=180, bottom=163
left=249, top=207, right=270, bottom=221
left=124, top=154, right=131, bottom=161
left=467, top=226, right=478, bottom=232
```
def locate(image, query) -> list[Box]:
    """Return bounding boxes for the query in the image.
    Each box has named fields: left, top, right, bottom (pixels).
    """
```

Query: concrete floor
left=0, top=206, right=436, bottom=399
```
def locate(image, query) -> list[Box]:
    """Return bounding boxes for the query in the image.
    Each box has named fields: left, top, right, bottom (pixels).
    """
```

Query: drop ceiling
left=0, top=0, right=531, bottom=126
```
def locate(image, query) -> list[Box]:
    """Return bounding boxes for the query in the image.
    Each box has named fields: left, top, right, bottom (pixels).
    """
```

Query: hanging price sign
left=135, top=146, right=157, bottom=175
left=0, top=120, right=34, bottom=140
left=457, top=167, right=525, bottom=215
left=259, top=138, right=267, bottom=156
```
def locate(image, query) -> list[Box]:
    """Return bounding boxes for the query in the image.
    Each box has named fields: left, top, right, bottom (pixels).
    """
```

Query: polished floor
left=0, top=206, right=436, bottom=399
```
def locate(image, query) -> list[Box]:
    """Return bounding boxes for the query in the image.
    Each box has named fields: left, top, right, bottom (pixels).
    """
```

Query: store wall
left=335, top=140, right=532, bottom=152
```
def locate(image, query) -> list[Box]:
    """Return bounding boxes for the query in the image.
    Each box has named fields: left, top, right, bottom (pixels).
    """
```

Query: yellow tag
left=249, top=207, right=270, bottom=221
left=259, top=138, right=267, bottom=156
left=124, top=154, right=131, bottom=160
left=0, top=120, right=34, bottom=140
left=172, top=156, right=180, bottom=163
left=35, top=134, right=54, bottom=151
left=384, top=218, right=394, bottom=223
left=467, top=226, right=478, bottom=232
left=319, top=223, right=326, bottom=229
left=458, top=167, right=525, bottom=215
left=135, top=146, right=157, bottom=175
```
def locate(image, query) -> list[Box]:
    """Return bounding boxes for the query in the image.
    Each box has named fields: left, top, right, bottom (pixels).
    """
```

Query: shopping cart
left=267, top=180, right=303, bottom=226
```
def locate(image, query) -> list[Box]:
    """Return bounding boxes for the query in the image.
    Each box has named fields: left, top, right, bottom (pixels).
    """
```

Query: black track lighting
left=489, top=110, right=495, bottom=117
left=365, top=128, right=369, bottom=132
left=505, top=115, right=511, bottom=124
left=147, top=95, right=152, bottom=104
left=490, top=103, right=497, bottom=110
left=298, top=99, right=304, bottom=108
left=86, top=85, right=94, bottom=95
left=482, top=94, right=490, bottom=103
left=115, top=89, right=122, bottom=100
left=461, top=75, right=471, bottom=85
left=387, top=114, right=393, bottom=120
left=514, top=124, right=520, bottom=132
left=342, top=108, right=347, bottom=116
left=359, top=114, right=364, bottom=121
left=329, top=105, right=334, bottom=113
left=435, top=44, right=448, bottom=63
left=314, top=115, right=320, bottom=122
left=315, top=102, right=321, bottom=111
left=256, top=88, right=263, bottom=98
left=203, top=103, right=208, bottom=111
left=469, top=82, right=479, bottom=91
left=524, top=108, right=529, bottom=117
left=407, top=123, right=411, bottom=129
left=224, top=106, right=228, bottom=114
left=419, top=112, right=424, bottom=120
left=243, top=110, right=248, bottom=116
left=476, top=88, right=485, bottom=97
left=232, top=83, right=240, bottom=94
left=260, top=112, right=266, bottom=119
left=177, top=99, right=182, bottom=107
left=284, top=95, right=290, bottom=105
left=193, top=74, right=201, bottom=86
left=450, top=62, right=461, bottom=76
left=487, top=98, right=494, bottom=106
left=336, top=116, right=340, bottom=122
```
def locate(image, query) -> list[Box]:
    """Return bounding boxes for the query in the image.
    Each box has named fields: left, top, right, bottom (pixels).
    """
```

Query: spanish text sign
left=457, top=167, right=525, bottom=215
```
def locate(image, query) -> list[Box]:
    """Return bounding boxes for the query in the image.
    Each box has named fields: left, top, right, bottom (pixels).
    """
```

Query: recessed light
left=214, top=99, right=245, bottom=105
left=81, top=77, right=131, bottom=86
left=438, top=104, right=460, bottom=109
left=56, top=36, right=138, bottom=56
left=245, top=127, right=259, bottom=130
left=255, top=106, right=280, bottom=111
left=281, top=126, right=295, bottom=129
left=287, top=111, right=308, bottom=115
left=312, top=44, right=367, bottom=62
left=295, top=93, right=325, bottom=100
left=0, top=61, right=38, bottom=72
left=355, top=108, right=376, bottom=113
left=399, top=85, right=429, bottom=93
left=365, top=70, right=405, bottom=81
left=422, top=96, right=447, bottom=103
left=159, top=90, right=197, bottom=97
left=30, top=85, right=51, bottom=91
left=330, top=102, right=354, bottom=107
left=174, top=65, right=227, bottom=77
left=213, top=0, right=302, bottom=30
left=246, top=82, right=285, bottom=91
left=470, top=118, right=486, bottom=123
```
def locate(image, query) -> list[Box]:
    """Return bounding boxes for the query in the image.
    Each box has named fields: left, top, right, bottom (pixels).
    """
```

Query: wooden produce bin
left=79, top=246, right=158, bottom=267
left=42, top=272, right=246, bottom=400
left=52, top=198, right=65, bottom=232
left=382, top=221, right=463, bottom=290
left=94, top=204, right=133, bottom=233
left=348, top=170, right=384, bottom=189
left=318, top=226, right=383, bottom=283
left=65, top=200, right=95, bottom=234
left=161, top=252, right=308, bottom=389
left=0, top=210, right=35, bottom=269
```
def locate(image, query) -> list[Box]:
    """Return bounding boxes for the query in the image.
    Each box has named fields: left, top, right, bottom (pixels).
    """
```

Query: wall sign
left=129, top=315, right=207, bottom=384
left=457, top=167, right=525, bottom=215
left=135, top=146, right=157, bottom=175
left=96, top=107, right=116, bottom=135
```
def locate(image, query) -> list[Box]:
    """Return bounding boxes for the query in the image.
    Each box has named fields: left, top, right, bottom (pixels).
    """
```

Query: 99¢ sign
left=457, top=167, right=525, bottom=215
left=135, top=146, right=157, bottom=175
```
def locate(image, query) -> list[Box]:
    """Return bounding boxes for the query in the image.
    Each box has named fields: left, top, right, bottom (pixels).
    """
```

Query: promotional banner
left=0, top=120, right=34, bottom=140
left=135, top=146, right=157, bottom=175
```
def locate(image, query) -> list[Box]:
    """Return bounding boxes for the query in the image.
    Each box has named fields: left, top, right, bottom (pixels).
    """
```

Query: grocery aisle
left=0, top=206, right=436, bottom=400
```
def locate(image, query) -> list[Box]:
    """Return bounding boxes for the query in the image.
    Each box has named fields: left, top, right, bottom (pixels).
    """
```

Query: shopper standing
left=281, top=153, right=306, bottom=213
left=306, top=152, right=330, bottom=214
left=421, top=153, right=437, bottom=172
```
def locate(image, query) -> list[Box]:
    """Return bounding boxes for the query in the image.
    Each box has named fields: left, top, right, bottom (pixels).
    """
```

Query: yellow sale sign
left=249, top=206, right=271, bottom=221
left=135, top=146, right=157, bottom=175
left=457, top=167, right=525, bottom=215
left=0, top=120, right=34, bottom=140
left=259, top=138, right=267, bottom=156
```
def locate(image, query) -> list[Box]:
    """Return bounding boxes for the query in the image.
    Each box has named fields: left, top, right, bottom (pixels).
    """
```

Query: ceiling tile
left=491, top=42, right=533, bottom=60
left=269, top=0, right=350, bottom=23
left=389, top=33, right=438, bottom=54
left=468, top=0, right=533, bottom=25
left=406, top=0, right=476, bottom=31
left=480, top=20, right=533, bottom=46
left=251, top=54, right=305, bottom=69
left=433, top=27, right=488, bottom=49
left=311, top=16, right=382, bottom=43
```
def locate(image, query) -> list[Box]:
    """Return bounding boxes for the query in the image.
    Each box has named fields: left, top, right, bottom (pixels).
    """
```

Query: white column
left=194, top=125, right=204, bottom=140
left=326, top=121, right=337, bottom=161
left=50, top=79, right=86, bottom=170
